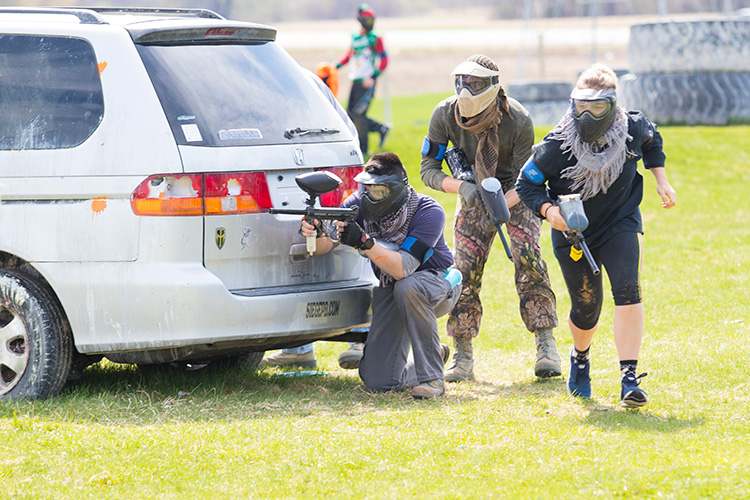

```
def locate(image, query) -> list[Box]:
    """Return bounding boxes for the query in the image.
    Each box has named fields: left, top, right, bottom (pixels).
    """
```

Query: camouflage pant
left=447, top=199, right=558, bottom=338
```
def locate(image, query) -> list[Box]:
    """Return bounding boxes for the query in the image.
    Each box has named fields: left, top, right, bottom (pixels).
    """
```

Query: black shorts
left=552, top=230, right=642, bottom=330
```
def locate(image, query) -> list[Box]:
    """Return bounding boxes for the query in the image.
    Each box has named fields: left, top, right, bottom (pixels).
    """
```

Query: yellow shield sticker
left=215, top=227, right=226, bottom=250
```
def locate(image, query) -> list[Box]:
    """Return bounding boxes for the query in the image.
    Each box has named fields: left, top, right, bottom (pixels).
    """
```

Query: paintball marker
left=269, top=171, right=359, bottom=255
left=444, top=147, right=513, bottom=260
left=352, top=86, right=375, bottom=116
left=557, top=194, right=600, bottom=275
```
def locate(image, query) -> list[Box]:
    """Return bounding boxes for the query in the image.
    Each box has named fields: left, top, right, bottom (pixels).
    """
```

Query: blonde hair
left=576, top=63, right=618, bottom=90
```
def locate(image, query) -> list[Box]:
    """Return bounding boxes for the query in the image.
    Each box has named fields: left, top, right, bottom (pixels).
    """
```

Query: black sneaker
left=378, top=124, right=391, bottom=148
left=621, top=373, right=648, bottom=409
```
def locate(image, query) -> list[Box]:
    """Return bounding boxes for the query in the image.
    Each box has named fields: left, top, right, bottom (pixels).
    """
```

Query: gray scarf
left=548, top=107, right=631, bottom=200
left=363, top=186, right=420, bottom=287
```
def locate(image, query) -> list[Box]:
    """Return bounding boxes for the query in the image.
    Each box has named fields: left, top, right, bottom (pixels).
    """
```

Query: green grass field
left=2, top=94, right=749, bottom=499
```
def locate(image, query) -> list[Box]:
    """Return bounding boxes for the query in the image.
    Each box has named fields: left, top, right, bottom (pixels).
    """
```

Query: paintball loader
left=444, top=147, right=513, bottom=260
left=557, top=193, right=600, bottom=275
left=269, top=171, right=358, bottom=255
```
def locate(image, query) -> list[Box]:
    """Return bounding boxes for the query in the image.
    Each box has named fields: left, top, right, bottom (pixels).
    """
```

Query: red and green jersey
left=337, top=30, right=388, bottom=81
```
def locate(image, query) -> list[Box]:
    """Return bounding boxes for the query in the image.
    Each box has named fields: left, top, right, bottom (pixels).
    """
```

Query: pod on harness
left=444, top=267, right=462, bottom=288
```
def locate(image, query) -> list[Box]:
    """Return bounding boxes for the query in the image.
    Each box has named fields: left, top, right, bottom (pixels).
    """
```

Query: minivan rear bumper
left=35, top=261, right=373, bottom=354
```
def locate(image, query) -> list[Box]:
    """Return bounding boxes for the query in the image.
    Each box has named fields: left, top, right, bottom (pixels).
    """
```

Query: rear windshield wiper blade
left=284, top=127, right=340, bottom=139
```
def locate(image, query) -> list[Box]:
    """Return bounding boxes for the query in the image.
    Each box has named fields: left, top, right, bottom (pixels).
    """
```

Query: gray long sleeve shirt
left=420, top=94, right=535, bottom=192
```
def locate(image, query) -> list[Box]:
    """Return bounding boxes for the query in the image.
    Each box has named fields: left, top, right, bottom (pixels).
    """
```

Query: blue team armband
left=400, top=236, right=434, bottom=264
left=421, top=137, right=447, bottom=161
left=521, top=158, right=545, bottom=184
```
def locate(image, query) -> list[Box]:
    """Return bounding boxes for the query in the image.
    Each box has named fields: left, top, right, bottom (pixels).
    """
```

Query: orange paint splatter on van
left=92, top=197, right=108, bottom=219
left=97, top=61, right=108, bottom=75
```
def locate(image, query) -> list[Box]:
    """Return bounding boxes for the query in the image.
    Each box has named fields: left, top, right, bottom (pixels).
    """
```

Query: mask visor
left=573, top=98, right=613, bottom=118
left=363, top=184, right=390, bottom=201
left=358, top=17, right=374, bottom=31
left=454, top=75, right=496, bottom=96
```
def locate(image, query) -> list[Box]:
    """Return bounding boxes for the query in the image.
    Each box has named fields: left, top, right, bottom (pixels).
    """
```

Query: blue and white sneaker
left=621, top=373, right=648, bottom=409
left=567, top=351, right=591, bottom=399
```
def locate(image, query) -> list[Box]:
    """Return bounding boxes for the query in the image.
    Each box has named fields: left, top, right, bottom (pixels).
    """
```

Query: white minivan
left=0, top=7, right=373, bottom=399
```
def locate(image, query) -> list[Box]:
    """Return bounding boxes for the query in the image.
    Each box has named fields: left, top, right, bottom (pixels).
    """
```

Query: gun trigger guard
left=314, top=221, right=326, bottom=238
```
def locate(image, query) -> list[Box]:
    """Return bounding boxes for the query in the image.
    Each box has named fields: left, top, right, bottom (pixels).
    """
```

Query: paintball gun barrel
left=445, top=147, right=512, bottom=260
left=269, top=171, right=358, bottom=255
left=557, top=194, right=600, bottom=275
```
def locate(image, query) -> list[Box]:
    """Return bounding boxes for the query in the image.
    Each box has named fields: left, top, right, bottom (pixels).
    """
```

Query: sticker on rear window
left=219, top=128, right=263, bottom=141
left=182, top=124, right=203, bottom=142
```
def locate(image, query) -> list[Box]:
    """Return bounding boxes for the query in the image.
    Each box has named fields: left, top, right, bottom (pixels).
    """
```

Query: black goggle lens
left=364, top=184, right=390, bottom=201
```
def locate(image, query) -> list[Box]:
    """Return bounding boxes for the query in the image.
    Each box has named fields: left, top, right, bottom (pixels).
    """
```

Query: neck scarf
left=454, top=91, right=511, bottom=183
left=548, top=107, right=631, bottom=200
left=363, top=186, right=420, bottom=287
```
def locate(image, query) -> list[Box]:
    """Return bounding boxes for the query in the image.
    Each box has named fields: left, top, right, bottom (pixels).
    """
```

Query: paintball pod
left=269, top=171, right=359, bottom=255
left=557, top=194, right=600, bottom=275
left=445, top=147, right=512, bottom=260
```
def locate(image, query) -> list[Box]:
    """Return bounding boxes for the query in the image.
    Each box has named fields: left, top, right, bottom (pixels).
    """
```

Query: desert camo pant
left=446, top=199, right=558, bottom=339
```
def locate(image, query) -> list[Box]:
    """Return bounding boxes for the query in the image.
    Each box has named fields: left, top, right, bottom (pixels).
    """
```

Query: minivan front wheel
left=0, top=270, right=71, bottom=399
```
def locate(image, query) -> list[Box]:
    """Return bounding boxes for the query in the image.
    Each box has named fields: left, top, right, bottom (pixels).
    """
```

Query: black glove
left=459, top=180, right=483, bottom=209
left=339, top=221, right=374, bottom=250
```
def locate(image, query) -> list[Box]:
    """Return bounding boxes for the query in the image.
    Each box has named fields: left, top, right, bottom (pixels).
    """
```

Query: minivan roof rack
left=86, top=7, right=226, bottom=20
left=0, top=7, right=225, bottom=24
left=0, top=7, right=106, bottom=24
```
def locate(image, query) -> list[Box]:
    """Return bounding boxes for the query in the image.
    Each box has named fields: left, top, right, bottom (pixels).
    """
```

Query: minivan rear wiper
left=284, top=127, right=340, bottom=139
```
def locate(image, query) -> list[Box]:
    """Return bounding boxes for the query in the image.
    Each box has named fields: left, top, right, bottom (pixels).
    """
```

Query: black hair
left=364, top=152, right=407, bottom=177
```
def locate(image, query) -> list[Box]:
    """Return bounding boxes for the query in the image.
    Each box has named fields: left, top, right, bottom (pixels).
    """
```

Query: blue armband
left=521, top=158, right=545, bottom=185
left=400, top=236, right=434, bottom=264
left=421, top=137, right=447, bottom=161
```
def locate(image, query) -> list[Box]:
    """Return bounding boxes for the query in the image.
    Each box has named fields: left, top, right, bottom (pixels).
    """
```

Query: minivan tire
left=0, top=270, right=72, bottom=399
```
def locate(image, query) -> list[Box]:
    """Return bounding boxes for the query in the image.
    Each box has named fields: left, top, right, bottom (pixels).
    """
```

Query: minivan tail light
left=131, top=174, right=204, bottom=216
left=204, top=172, right=272, bottom=215
left=319, top=166, right=363, bottom=207
left=205, top=27, right=236, bottom=37
left=131, top=172, right=272, bottom=216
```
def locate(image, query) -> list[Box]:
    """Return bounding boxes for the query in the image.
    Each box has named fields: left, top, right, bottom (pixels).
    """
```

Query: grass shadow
left=445, top=375, right=568, bottom=402
left=579, top=399, right=707, bottom=433
left=0, top=360, right=450, bottom=424
left=2, top=359, right=582, bottom=425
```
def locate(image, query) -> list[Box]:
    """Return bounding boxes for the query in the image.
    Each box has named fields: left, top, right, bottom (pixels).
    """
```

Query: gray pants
left=359, top=268, right=461, bottom=393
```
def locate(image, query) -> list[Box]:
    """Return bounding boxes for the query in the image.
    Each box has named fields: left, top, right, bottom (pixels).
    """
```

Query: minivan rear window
left=0, top=35, right=104, bottom=150
left=137, top=42, right=350, bottom=147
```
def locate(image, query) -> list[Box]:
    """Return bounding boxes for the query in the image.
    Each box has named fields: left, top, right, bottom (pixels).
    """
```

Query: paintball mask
left=451, top=60, right=501, bottom=118
left=570, top=87, right=617, bottom=143
left=358, top=4, right=376, bottom=32
left=354, top=170, right=408, bottom=222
